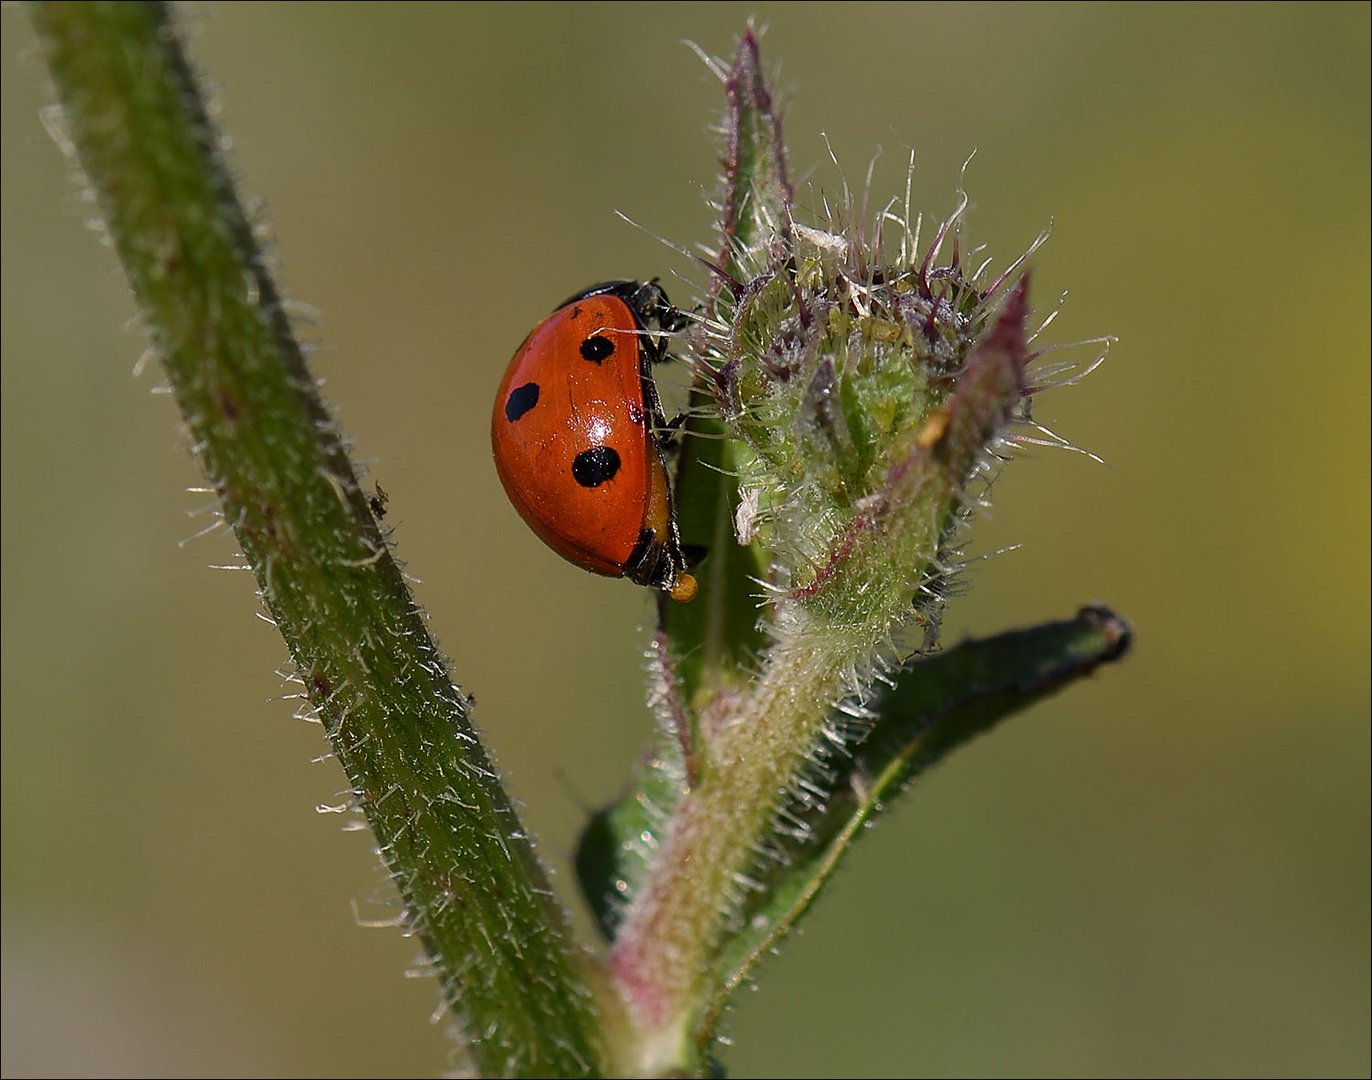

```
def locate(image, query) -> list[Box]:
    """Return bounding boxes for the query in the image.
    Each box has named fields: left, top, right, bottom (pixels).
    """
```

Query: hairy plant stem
left=612, top=606, right=873, bottom=1063
left=30, top=9, right=1129, bottom=1075
left=29, top=4, right=604, bottom=1074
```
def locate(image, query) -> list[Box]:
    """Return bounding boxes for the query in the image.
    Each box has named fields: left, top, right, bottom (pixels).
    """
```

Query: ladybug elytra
left=491, top=281, right=698, bottom=603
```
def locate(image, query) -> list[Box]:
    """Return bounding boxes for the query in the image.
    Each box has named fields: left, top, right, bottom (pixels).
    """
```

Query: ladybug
left=491, top=281, right=698, bottom=603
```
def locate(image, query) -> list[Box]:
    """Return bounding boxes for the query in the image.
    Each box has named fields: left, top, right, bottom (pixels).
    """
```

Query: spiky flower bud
left=596, top=31, right=1066, bottom=1076
left=31, top=8, right=1126, bottom=1075
left=703, top=200, right=1031, bottom=635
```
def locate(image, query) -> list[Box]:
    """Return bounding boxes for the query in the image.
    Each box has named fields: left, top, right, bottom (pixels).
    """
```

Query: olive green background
left=3, top=4, right=1367, bottom=1077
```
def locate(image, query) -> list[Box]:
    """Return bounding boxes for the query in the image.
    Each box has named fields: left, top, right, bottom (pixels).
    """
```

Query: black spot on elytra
left=580, top=335, right=614, bottom=363
left=572, top=446, right=620, bottom=488
left=504, top=382, right=539, bottom=422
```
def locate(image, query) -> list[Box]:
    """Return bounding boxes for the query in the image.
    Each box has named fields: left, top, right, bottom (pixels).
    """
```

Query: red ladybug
left=491, top=281, right=698, bottom=603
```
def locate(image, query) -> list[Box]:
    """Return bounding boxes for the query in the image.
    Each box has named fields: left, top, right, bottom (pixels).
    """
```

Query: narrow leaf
left=698, top=606, right=1133, bottom=1046
left=660, top=26, right=787, bottom=715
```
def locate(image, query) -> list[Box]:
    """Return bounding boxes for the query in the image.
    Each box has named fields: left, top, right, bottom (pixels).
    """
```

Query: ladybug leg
left=650, top=415, right=687, bottom=461
left=641, top=363, right=686, bottom=449
left=654, top=298, right=692, bottom=336
left=680, top=542, right=709, bottom=569
left=655, top=411, right=687, bottom=448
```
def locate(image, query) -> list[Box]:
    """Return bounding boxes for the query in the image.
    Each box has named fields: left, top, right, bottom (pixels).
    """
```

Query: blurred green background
left=3, top=3, right=1367, bottom=1077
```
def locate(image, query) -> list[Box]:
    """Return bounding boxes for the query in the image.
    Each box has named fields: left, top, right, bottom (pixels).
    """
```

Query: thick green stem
left=610, top=611, right=869, bottom=1066
left=30, top=3, right=603, bottom=1074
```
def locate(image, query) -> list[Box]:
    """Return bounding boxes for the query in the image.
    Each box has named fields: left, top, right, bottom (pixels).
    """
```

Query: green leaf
left=697, top=606, right=1133, bottom=1047
left=660, top=26, right=784, bottom=723
left=575, top=747, right=683, bottom=942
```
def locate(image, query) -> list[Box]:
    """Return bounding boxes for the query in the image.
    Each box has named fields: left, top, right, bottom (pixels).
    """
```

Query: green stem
left=610, top=611, right=869, bottom=1067
left=29, top=3, right=603, bottom=1075
left=700, top=607, right=1134, bottom=1044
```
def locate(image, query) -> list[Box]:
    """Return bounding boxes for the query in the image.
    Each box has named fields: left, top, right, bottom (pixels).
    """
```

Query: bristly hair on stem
left=585, top=25, right=1127, bottom=1078
left=30, top=6, right=1127, bottom=1077
left=28, top=4, right=606, bottom=1076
